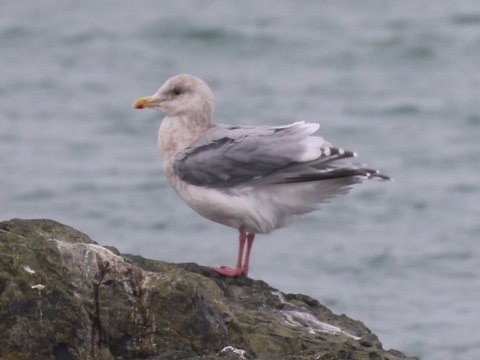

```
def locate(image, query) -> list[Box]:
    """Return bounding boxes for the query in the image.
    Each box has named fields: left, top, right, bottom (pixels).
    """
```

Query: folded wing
left=173, top=121, right=388, bottom=188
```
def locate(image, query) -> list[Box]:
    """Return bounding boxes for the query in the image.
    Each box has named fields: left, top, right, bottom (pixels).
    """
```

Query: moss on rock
left=0, top=219, right=416, bottom=360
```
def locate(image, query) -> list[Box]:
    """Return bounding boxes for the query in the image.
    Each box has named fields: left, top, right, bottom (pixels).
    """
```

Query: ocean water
left=1, top=1, right=479, bottom=359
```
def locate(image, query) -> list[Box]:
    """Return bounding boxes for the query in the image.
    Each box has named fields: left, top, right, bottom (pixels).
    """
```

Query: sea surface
left=1, top=1, right=479, bottom=359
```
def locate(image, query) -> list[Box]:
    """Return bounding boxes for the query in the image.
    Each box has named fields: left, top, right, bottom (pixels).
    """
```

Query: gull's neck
left=158, top=113, right=213, bottom=160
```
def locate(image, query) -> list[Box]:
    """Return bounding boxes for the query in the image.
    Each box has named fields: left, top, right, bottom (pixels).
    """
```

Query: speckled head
left=133, top=74, right=215, bottom=118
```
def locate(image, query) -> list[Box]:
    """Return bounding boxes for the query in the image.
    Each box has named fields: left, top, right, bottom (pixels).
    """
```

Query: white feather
left=298, top=136, right=330, bottom=162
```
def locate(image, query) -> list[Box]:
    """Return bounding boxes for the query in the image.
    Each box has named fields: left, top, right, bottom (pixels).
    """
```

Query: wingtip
left=362, top=168, right=391, bottom=181
left=375, top=173, right=392, bottom=181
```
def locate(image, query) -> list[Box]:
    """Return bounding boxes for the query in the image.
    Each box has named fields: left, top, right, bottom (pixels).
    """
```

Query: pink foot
left=211, top=266, right=245, bottom=277
left=212, top=230, right=255, bottom=278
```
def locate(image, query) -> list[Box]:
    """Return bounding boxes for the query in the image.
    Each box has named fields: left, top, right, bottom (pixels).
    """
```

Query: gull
left=133, top=74, right=389, bottom=277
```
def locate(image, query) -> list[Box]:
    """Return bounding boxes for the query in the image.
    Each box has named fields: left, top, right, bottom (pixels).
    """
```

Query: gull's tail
left=282, top=167, right=390, bottom=184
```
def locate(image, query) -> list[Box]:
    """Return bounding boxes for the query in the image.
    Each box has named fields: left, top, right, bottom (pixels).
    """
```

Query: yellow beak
left=132, top=95, right=163, bottom=109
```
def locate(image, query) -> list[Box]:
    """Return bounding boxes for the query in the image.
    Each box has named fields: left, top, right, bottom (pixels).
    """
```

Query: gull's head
left=133, top=74, right=214, bottom=118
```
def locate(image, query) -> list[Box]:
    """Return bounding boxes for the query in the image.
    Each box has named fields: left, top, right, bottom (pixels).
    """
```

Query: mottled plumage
left=133, top=74, right=389, bottom=277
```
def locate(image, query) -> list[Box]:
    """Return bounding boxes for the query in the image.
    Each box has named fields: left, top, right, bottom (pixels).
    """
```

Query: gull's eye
left=172, top=87, right=182, bottom=96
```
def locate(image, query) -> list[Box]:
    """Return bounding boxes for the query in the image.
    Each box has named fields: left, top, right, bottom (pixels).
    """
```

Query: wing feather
left=173, top=121, right=388, bottom=188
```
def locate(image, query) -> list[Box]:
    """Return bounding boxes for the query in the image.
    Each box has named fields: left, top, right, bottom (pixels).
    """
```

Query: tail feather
left=281, top=167, right=390, bottom=184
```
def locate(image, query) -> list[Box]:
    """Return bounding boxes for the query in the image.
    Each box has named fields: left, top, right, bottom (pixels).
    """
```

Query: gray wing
left=173, top=122, right=387, bottom=188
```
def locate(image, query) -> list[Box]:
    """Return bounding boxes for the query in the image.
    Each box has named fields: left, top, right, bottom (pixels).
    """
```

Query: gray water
left=1, top=1, right=479, bottom=359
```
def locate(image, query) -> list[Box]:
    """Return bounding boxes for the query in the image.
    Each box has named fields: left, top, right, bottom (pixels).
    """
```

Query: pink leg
left=242, top=233, right=255, bottom=276
left=212, top=230, right=247, bottom=277
left=235, top=231, right=246, bottom=270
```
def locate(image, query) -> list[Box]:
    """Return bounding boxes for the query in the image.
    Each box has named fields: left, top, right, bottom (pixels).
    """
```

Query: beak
left=132, top=95, right=164, bottom=109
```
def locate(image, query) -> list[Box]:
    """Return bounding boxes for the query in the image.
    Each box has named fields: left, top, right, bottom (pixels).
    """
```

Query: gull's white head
left=133, top=74, right=214, bottom=119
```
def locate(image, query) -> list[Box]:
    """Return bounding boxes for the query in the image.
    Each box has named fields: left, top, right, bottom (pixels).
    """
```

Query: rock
left=0, top=219, right=416, bottom=360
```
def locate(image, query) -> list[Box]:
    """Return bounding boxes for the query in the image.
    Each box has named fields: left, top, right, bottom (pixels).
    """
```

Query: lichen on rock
left=0, top=219, right=416, bottom=360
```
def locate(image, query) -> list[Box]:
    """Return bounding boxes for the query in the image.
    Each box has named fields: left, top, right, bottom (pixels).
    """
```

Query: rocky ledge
left=0, top=219, right=415, bottom=360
